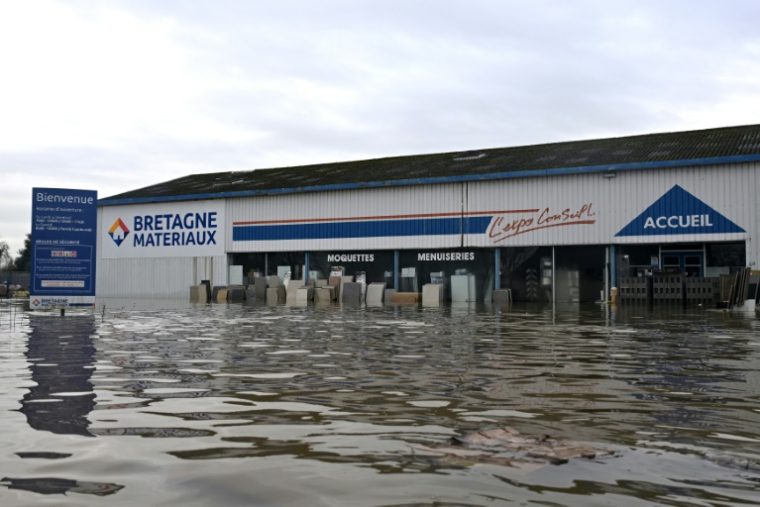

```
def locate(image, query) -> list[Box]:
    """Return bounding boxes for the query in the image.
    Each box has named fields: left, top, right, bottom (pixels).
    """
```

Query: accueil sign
left=643, top=214, right=712, bottom=229
left=102, top=201, right=225, bottom=258
left=616, top=185, right=745, bottom=238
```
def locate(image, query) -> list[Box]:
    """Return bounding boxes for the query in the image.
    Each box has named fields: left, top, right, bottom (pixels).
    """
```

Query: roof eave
left=97, top=153, right=760, bottom=207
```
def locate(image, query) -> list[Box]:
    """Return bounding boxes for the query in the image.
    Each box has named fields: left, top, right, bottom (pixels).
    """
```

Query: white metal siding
left=227, top=163, right=756, bottom=253
left=227, top=184, right=465, bottom=252
left=96, top=256, right=227, bottom=298
left=465, top=163, right=756, bottom=248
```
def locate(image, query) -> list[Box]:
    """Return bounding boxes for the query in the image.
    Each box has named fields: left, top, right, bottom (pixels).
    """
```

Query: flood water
left=1, top=299, right=760, bottom=506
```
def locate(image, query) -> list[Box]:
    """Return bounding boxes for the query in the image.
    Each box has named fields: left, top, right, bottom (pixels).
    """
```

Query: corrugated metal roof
left=100, top=124, right=760, bottom=205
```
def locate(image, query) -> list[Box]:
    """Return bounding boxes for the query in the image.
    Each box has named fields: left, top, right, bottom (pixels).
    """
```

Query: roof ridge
left=101, top=123, right=760, bottom=204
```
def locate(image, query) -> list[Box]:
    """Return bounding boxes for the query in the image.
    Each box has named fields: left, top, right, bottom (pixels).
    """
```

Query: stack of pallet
left=618, top=277, right=651, bottom=303
left=726, top=267, right=752, bottom=308
left=652, top=274, right=684, bottom=303
left=684, top=277, right=720, bottom=305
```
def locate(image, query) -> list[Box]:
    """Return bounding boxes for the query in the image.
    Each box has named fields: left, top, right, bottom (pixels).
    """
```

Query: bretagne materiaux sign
left=101, top=201, right=225, bottom=258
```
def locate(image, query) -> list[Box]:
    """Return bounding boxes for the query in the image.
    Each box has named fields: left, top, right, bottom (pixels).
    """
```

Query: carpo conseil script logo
left=488, top=203, right=596, bottom=243
left=108, top=218, right=130, bottom=247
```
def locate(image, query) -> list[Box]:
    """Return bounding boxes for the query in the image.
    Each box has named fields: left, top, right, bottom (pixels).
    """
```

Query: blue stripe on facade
left=233, top=216, right=493, bottom=241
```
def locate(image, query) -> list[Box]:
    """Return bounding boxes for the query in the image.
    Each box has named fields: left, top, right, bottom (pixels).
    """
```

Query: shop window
left=400, top=249, right=493, bottom=301
left=230, top=253, right=266, bottom=284
left=308, top=251, right=395, bottom=287
left=555, top=246, right=605, bottom=303
left=706, top=242, right=746, bottom=274
left=267, top=252, right=305, bottom=284
left=616, top=245, right=659, bottom=278
left=499, top=247, right=552, bottom=302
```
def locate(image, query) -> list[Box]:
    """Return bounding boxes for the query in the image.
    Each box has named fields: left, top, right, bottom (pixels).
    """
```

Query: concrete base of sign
left=315, top=279, right=327, bottom=288
left=366, top=283, right=386, bottom=305
left=267, top=275, right=280, bottom=288
left=216, top=288, right=229, bottom=303
left=422, top=284, right=444, bottom=306
left=342, top=282, right=363, bottom=304
left=254, top=277, right=268, bottom=299
left=390, top=292, right=420, bottom=304
left=296, top=287, right=314, bottom=302
left=266, top=286, right=286, bottom=304
left=492, top=289, right=512, bottom=305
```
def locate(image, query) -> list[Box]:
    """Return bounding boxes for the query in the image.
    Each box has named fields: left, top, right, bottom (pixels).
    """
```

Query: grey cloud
left=4, top=0, right=760, bottom=255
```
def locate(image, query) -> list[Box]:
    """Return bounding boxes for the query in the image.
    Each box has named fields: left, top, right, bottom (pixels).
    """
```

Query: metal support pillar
left=394, top=250, right=399, bottom=290
left=494, top=248, right=501, bottom=290
left=552, top=246, right=556, bottom=305
left=605, top=246, right=610, bottom=302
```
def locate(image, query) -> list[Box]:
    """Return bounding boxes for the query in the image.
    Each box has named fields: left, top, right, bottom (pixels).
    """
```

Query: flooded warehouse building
left=95, top=124, right=760, bottom=304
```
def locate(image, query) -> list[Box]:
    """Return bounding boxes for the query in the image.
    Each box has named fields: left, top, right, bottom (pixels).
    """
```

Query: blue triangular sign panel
left=616, top=185, right=745, bottom=237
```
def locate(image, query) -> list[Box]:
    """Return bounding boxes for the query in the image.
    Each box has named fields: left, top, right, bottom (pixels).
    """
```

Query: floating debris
left=414, top=427, right=616, bottom=472
left=1, top=477, right=124, bottom=496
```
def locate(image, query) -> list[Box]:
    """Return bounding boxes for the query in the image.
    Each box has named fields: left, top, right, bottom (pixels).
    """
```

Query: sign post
left=30, top=188, right=98, bottom=310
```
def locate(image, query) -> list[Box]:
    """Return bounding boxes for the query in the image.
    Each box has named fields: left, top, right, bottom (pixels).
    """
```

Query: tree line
left=0, top=234, right=31, bottom=272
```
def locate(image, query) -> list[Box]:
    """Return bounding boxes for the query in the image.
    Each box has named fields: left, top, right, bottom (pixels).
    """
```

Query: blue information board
left=31, top=188, right=98, bottom=307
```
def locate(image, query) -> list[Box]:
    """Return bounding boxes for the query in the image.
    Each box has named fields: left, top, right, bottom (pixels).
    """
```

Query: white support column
left=552, top=246, right=556, bottom=305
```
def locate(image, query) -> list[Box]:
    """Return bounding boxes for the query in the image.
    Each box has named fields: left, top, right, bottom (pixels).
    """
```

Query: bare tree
left=0, top=237, right=13, bottom=270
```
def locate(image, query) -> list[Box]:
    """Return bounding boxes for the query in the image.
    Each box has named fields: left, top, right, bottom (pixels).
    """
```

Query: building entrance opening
left=661, top=251, right=703, bottom=277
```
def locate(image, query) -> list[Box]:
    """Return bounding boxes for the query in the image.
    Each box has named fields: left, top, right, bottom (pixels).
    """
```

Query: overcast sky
left=2, top=0, right=760, bottom=257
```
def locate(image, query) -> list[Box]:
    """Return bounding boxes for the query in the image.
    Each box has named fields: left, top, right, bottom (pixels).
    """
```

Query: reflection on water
left=0, top=477, right=124, bottom=497
left=20, top=315, right=96, bottom=436
left=0, top=300, right=759, bottom=506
